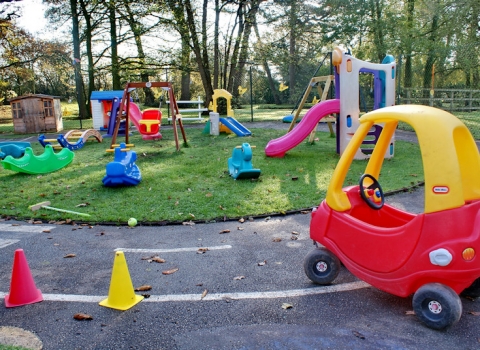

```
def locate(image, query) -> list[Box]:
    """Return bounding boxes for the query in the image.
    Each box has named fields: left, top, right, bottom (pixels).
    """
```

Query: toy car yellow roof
left=327, top=105, right=480, bottom=214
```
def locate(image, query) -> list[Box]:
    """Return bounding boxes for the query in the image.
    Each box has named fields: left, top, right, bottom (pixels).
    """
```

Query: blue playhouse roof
left=90, top=90, right=125, bottom=101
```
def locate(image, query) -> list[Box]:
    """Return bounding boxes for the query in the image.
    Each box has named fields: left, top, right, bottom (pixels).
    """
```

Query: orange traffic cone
left=4, top=249, right=43, bottom=308
left=99, top=251, right=143, bottom=311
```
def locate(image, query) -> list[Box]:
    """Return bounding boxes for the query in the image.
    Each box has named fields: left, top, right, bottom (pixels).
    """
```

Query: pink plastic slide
left=128, top=102, right=162, bottom=140
left=265, top=99, right=340, bottom=158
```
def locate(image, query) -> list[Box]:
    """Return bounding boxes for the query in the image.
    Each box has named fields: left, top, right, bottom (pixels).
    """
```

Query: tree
left=70, top=0, right=87, bottom=121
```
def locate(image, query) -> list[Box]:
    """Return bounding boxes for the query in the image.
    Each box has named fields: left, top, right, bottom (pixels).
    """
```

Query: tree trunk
left=404, top=0, right=415, bottom=88
left=422, top=10, right=439, bottom=98
left=288, top=0, right=297, bottom=103
left=108, top=0, right=121, bottom=90
left=213, top=0, right=220, bottom=90
left=232, top=1, right=260, bottom=99
left=123, top=2, right=155, bottom=106
left=254, top=23, right=281, bottom=104
left=227, top=5, right=244, bottom=93
left=180, top=38, right=191, bottom=101
left=78, top=0, right=94, bottom=119
left=69, top=0, right=87, bottom=122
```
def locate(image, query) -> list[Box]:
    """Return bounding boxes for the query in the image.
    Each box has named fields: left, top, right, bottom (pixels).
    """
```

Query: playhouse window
left=12, top=102, right=22, bottom=119
left=43, top=100, right=53, bottom=117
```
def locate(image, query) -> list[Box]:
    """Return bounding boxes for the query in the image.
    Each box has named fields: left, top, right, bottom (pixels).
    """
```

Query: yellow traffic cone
left=99, top=251, right=144, bottom=310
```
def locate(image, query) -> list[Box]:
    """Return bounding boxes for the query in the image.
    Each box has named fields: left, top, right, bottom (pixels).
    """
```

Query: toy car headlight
left=429, top=249, right=452, bottom=266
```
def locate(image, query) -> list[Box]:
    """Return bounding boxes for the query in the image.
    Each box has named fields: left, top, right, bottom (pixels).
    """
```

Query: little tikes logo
left=432, top=186, right=449, bottom=194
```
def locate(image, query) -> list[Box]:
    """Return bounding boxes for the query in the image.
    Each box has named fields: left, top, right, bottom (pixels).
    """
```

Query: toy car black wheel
left=412, top=283, right=462, bottom=330
left=461, top=278, right=480, bottom=298
left=304, top=247, right=340, bottom=285
left=359, top=173, right=384, bottom=210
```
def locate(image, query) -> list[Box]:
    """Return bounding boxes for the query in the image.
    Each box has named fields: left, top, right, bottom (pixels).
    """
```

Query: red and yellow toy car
left=305, top=105, right=480, bottom=330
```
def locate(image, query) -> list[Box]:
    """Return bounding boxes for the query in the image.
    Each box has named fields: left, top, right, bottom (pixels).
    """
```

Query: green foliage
left=0, top=127, right=423, bottom=224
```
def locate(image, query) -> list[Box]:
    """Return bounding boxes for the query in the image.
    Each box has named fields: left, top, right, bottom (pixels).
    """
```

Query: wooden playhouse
left=9, top=94, right=63, bottom=134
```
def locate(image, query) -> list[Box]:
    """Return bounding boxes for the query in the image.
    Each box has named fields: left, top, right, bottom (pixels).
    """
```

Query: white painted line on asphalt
left=115, top=245, right=233, bottom=253
left=0, top=281, right=370, bottom=304
left=0, top=239, right=20, bottom=249
left=145, top=281, right=370, bottom=302
left=0, top=224, right=55, bottom=233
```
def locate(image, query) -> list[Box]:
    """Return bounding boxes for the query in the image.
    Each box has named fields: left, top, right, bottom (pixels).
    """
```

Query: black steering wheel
left=359, top=174, right=384, bottom=210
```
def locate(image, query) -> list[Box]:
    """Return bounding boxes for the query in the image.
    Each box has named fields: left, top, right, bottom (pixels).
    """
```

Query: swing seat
left=139, top=109, right=161, bottom=134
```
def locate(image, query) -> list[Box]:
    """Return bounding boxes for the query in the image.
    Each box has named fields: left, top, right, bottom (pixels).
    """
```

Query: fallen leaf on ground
left=291, top=231, right=299, bottom=235
left=42, top=229, right=51, bottom=233
left=182, top=221, right=195, bottom=226
left=73, top=313, right=93, bottom=321
left=76, top=203, right=88, bottom=207
left=272, top=237, right=282, bottom=242
left=219, top=229, right=230, bottom=234
left=162, top=268, right=179, bottom=275
left=233, top=276, right=245, bottom=280
left=205, top=193, right=213, bottom=197
left=238, top=218, right=245, bottom=223
left=237, top=227, right=244, bottom=231
left=201, top=289, right=208, bottom=299
left=258, top=260, right=267, bottom=266
left=468, top=311, right=480, bottom=316
left=134, top=285, right=152, bottom=291
left=197, top=248, right=209, bottom=254
left=151, top=257, right=166, bottom=263
left=291, top=236, right=298, bottom=241
left=405, top=310, right=415, bottom=315
left=352, top=331, right=365, bottom=340
left=300, top=211, right=310, bottom=214
left=281, top=303, right=293, bottom=309
left=63, top=253, right=76, bottom=258
left=189, top=213, right=195, bottom=218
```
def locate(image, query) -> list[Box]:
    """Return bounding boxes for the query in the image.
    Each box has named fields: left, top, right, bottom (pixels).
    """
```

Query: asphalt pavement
left=2, top=185, right=480, bottom=349
left=2, top=123, right=480, bottom=349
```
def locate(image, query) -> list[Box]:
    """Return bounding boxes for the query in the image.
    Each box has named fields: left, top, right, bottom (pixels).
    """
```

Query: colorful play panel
left=1, top=145, right=74, bottom=174
left=102, top=143, right=141, bottom=187
left=228, top=143, right=260, bottom=180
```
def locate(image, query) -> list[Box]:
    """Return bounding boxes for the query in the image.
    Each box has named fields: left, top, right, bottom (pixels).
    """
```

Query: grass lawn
left=0, top=120, right=424, bottom=224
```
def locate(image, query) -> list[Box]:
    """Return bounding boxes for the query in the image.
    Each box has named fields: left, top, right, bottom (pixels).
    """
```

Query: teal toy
left=227, top=143, right=261, bottom=180
left=1, top=145, right=74, bottom=174
left=0, top=142, right=31, bottom=159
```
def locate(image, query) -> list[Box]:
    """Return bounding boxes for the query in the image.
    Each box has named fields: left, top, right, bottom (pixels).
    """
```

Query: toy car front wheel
left=304, top=247, right=340, bottom=285
left=412, top=283, right=462, bottom=330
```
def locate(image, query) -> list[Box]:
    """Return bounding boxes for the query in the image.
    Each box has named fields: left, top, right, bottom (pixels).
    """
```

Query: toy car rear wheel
left=304, top=247, right=340, bottom=285
left=461, top=278, right=480, bottom=298
left=412, top=283, right=462, bottom=330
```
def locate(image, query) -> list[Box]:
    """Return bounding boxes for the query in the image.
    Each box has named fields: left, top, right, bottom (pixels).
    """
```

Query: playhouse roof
left=9, top=94, right=61, bottom=102
left=90, top=90, right=125, bottom=101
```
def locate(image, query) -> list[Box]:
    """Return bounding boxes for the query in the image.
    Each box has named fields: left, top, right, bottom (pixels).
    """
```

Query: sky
left=15, top=0, right=48, bottom=36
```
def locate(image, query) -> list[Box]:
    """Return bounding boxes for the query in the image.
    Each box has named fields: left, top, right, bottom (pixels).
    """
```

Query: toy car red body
left=305, top=105, right=480, bottom=330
